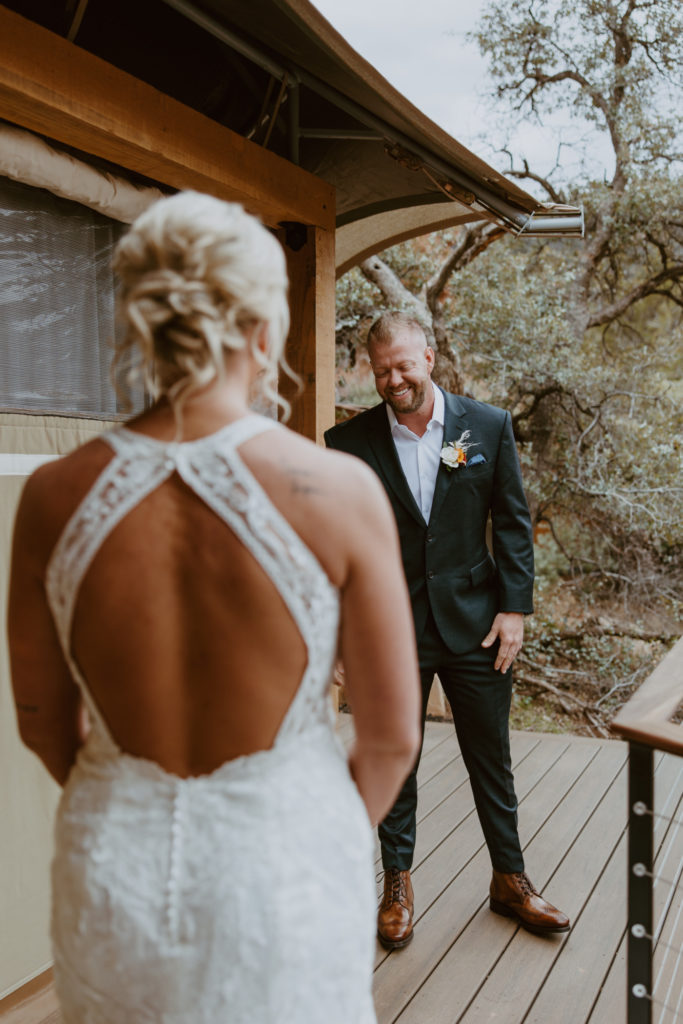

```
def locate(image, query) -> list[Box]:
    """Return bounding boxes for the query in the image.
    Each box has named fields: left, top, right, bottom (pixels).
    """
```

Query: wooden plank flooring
left=338, top=714, right=683, bottom=1024
left=3, top=718, right=681, bottom=1024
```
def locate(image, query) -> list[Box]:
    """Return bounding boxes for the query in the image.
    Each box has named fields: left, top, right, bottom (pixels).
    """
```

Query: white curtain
left=0, top=176, right=145, bottom=418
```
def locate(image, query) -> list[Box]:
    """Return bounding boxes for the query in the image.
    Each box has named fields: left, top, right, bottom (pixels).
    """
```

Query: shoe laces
left=512, top=872, right=537, bottom=897
left=383, top=868, right=408, bottom=906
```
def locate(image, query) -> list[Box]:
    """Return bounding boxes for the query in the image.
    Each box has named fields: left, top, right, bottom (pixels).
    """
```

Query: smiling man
left=325, top=311, right=570, bottom=949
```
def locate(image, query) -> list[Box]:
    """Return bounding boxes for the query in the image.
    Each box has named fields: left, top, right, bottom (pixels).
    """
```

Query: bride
left=8, top=191, right=421, bottom=1024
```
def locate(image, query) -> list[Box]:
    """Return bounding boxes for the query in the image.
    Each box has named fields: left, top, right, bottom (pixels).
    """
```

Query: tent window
left=0, top=176, right=145, bottom=418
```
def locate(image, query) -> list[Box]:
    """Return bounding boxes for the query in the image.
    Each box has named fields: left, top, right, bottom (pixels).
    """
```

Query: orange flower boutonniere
left=440, top=430, right=477, bottom=471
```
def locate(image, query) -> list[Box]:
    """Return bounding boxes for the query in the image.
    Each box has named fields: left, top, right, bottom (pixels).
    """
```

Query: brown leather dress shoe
left=377, top=868, right=414, bottom=949
left=489, top=870, right=570, bottom=935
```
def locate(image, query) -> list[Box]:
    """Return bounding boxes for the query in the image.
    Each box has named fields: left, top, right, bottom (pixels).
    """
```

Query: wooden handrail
left=611, top=634, right=683, bottom=757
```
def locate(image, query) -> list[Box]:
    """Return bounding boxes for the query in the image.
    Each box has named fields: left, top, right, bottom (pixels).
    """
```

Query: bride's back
left=11, top=192, right=416, bottom=792
left=52, top=421, right=352, bottom=778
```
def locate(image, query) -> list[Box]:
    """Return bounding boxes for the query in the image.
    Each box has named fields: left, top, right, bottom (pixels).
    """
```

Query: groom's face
left=369, top=328, right=435, bottom=417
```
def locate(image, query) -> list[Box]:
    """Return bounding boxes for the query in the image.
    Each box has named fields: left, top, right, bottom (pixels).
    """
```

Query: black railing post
left=627, top=742, right=654, bottom=1024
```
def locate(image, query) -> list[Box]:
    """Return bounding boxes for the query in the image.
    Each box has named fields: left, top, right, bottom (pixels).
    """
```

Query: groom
left=325, top=312, right=569, bottom=948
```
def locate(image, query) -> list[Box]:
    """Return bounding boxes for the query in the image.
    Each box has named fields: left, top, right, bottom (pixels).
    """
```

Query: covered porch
left=0, top=0, right=584, bottom=1010
left=4, top=711, right=682, bottom=1023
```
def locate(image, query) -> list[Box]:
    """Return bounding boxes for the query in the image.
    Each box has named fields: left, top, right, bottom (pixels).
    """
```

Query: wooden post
left=279, top=223, right=336, bottom=443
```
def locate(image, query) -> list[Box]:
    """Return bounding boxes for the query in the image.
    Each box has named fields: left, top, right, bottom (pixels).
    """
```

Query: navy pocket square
left=467, top=453, right=487, bottom=467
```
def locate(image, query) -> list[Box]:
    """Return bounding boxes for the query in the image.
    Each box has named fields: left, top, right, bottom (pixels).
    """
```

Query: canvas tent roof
left=3, top=0, right=583, bottom=271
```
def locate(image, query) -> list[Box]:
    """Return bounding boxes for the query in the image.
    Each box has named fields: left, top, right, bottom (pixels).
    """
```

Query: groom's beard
left=384, top=379, right=429, bottom=416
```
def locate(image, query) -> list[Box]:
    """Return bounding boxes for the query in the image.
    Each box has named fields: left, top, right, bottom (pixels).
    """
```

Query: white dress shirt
left=387, top=383, right=444, bottom=522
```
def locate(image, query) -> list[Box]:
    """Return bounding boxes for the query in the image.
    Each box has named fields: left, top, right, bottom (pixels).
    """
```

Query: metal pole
left=627, top=742, right=654, bottom=1024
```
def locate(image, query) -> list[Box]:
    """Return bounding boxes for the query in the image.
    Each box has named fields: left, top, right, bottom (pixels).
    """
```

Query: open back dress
left=45, top=414, right=377, bottom=1024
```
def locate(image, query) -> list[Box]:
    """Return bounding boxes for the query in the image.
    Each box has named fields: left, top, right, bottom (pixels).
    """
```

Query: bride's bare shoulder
left=240, top=427, right=393, bottom=587
left=14, top=437, right=114, bottom=558
left=22, top=436, right=112, bottom=499
left=248, top=425, right=384, bottom=507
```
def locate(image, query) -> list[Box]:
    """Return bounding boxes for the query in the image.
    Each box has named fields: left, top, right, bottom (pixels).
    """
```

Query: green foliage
left=448, top=188, right=683, bottom=601
left=335, top=267, right=380, bottom=327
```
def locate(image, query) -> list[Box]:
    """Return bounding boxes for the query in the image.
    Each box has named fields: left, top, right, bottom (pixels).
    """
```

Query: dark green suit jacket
left=324, top=388, right=534, bottom=654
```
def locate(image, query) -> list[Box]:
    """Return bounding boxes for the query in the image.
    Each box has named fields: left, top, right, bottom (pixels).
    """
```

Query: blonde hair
left=367, top=311, right=428, bottom=350
left=113, top=191, right=293, bottom=418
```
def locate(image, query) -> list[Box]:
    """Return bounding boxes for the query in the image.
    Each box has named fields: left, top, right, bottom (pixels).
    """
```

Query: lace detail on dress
left=177, top=436, right=339, bottom=741
left=45, top=414, right=340, bottom=746
left=45, top=454, right=169, bottom=668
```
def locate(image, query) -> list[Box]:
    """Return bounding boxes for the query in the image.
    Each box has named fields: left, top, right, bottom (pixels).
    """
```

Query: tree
left=475, top=0, right=683, bottom=333
left=335, top=0, right=683, bottom=730
left=466, top=0, right=683, bottom=604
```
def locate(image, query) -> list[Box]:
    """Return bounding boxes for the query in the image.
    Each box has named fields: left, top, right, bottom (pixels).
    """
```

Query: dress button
left=164, top=457, right=176, bottom=472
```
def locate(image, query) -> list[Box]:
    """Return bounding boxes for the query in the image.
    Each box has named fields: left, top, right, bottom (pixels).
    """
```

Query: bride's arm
left=337, top=464, right=421, bottom=827
left=8, top=473, right=85, bottom=787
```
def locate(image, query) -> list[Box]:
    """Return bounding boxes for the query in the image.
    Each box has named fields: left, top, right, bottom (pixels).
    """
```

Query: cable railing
left=612, top=636, right=683, bottom=1023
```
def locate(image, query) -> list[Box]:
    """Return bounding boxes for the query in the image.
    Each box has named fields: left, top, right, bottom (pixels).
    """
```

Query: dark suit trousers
left=378, top=612, right=525, bottom=874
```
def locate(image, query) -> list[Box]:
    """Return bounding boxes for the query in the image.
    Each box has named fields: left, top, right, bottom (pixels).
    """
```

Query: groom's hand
left=481, top=612, right=524, bottom=672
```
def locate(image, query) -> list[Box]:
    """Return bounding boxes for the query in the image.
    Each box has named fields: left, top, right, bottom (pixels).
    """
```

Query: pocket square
left=467, top=453, right=487, bottom=467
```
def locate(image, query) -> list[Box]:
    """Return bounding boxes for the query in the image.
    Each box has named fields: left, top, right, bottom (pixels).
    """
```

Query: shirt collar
left=386, top=382, right=444, bottom=435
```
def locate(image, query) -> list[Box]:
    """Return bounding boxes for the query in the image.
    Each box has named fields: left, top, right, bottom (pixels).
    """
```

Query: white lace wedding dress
left=45, top=414, right=377, bottom=1024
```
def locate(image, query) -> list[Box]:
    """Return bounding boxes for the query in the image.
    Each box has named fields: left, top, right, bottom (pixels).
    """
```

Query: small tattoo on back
left=286, top=466, right=323, bottom=496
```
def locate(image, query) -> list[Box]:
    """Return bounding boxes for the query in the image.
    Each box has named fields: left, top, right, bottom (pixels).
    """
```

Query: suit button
left=427, top=570, right=434, bottom=579
left=426, top=533, right=433, bottom=542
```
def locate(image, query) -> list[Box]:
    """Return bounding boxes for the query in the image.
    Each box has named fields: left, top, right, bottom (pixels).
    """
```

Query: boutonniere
left=440, top=430, right=478, bottom=471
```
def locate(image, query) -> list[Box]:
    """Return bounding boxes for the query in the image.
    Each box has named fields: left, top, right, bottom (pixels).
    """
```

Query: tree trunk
left=431, top=319, right=463, bottom=394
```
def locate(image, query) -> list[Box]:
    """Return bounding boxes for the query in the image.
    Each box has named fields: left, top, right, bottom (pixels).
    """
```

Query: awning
left=2, top=0, right=583, bottom=270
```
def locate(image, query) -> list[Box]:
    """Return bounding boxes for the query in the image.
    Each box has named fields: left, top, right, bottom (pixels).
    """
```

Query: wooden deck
left=336, top=714, right=683, bottom=1024
left=3, top=719, right=682, bottom=1024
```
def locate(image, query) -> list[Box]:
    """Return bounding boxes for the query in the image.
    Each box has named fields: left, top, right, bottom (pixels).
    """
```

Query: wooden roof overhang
left=1, top=0, right=583, bottom=276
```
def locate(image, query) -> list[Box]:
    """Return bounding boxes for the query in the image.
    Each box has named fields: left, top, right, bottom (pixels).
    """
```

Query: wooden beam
left=0, top=968, right=58, bottom=1024
left=279, top=224, right=336, bottom=443
left=0, top=7, right=334, bottom=231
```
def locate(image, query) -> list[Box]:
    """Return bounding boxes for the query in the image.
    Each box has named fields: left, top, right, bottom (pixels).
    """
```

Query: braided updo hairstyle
left=113, top=191, right=292, bottom=417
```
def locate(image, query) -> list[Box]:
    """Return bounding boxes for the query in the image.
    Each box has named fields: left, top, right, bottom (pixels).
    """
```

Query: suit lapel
left=428, top=390, right=469, bottom=525
left=365, top=405, right=424, bottom=526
